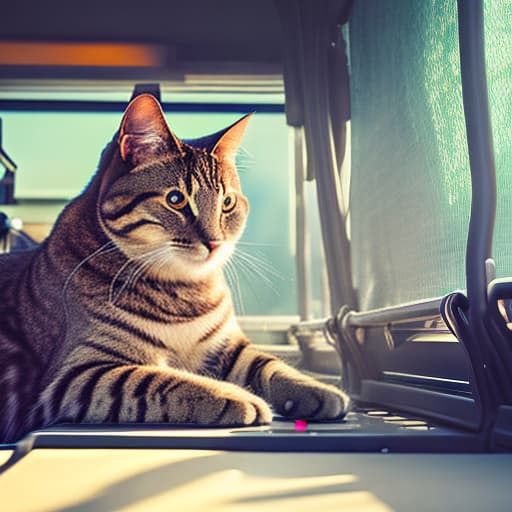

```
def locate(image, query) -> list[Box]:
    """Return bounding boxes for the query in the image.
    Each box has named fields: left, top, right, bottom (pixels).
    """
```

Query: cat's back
left=0, top=248, right=37, bottom=300
left=0, top=242, right=61, bottom=357
left=0, top=247, right=36, bottom=270
left=0, top=247, right=47, bottom=442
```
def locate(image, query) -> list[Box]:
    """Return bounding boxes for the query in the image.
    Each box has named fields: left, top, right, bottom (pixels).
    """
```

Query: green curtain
left=349, top=0, right=471, bottom=310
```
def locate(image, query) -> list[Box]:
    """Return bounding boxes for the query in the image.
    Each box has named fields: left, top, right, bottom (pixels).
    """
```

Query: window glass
left=0, top=105, right=297, bottom=316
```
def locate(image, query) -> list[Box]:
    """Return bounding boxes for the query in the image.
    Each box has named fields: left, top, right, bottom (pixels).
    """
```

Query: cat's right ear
left=118, top=94, right=182, bottom=167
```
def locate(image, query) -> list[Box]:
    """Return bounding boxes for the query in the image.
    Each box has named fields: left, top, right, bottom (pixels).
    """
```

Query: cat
left=0, top=94, right=349, bottom=443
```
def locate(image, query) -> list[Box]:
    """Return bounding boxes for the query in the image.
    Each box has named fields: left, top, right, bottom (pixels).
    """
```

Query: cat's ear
left=118, top=94, right=182, bottom=167
left=211, top=113, right=253, bottom=165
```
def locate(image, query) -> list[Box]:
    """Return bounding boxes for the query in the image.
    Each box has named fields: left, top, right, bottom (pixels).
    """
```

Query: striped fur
left=0, top=95, right=348, bottom=443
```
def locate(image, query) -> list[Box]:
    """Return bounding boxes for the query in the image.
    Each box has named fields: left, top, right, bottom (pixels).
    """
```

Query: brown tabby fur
left=0, top=94, right=348, bottom=443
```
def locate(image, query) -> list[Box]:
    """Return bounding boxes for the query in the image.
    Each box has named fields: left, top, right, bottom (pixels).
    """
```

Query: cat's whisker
left=63, top=241, right=115, bottom=296
left=234, top=247, right=284, bottom=281
left=224, top=259, right=245, bottom=315
left=62, top=241, right=117, bottom=317
left=237, top=145, right=256, bottom=162
left=109, top=256, right=139, bottom=305
left=235, top=260, right=280, bottom=299
left=239, top=144, right=255, bottom=157
left=123, top=245, right=171, bottom=288
left=232, top=267, right=245, bottom=316
left=231, top=249, right=281, bottom=297
left=236, top=240, right=282, bottom=248
left=109, top=246, right=170, bottom=305
left=226, top=261, right=270, bottom=318
left=241, top=266, right=280, bottom=298
left=128, top=247, right=171, bottom=291
left=223, top=261, right=236, bottom=299
left=233, top=165, right=253, bottom=175
left=240, top=250, right=284, bottom=279
left=229, top=258, right=262, bottom=303
left=233, top=164, right=251, bottom=172
left=243, top=258, right=284, bottom=283
left=126, top=248, right=166, bottom=286
left=148, top=253, right=173, bottom=281
left=116, top=248, right=166, bottom=300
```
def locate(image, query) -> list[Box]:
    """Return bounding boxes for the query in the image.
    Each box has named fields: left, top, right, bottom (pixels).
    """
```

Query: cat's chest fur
left=109, top=284, right=238, bottom=372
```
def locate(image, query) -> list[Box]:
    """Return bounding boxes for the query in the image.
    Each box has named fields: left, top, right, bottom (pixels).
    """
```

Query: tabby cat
left=0, top=94, right=348, bottom=443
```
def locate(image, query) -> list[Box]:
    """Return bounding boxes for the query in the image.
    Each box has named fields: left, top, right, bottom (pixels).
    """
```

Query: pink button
left=294, top=419, right=308, bottom=432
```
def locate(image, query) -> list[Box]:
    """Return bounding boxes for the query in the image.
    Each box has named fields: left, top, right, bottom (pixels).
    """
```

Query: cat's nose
left=207, top=241, right=220, bottom=252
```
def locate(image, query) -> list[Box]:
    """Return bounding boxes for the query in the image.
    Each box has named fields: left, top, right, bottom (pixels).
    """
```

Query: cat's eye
left=222, top=193, right=237, bottom=213
left=166, top=189, right=187, bottom=210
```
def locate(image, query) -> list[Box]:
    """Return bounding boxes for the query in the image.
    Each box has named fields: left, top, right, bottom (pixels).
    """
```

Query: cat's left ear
left=118, top=94, right=182, bottom=167
left=211, top=113, right=253, bottom=165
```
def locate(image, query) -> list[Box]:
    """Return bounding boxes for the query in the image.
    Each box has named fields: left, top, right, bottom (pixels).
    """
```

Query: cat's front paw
left=269, top=375, right=349, bottom=420
left=218, top=394, right=272, bottom=426
left=208, top=384, right=272, bottom=426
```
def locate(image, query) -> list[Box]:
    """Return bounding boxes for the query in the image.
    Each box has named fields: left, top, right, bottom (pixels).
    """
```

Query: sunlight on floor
left=122, top=469, right=392, bottom=512
left=4, top=449, right=511, bottom=512
left=0, top=449, right=393, bottom=512
left=0, top=450, right=13, bottom=466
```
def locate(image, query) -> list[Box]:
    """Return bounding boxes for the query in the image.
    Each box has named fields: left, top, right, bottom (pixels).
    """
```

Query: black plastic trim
left=2, top=412, right=482, bottom=454
left=458, top=0, right=496, bottom=305
left=457, top=0, right=498, bottom=421
left=0, top=99, right=285, bottom=114
left=381, top=372, right=471, bottom=396
left=360, top=380, right=480, bottom=432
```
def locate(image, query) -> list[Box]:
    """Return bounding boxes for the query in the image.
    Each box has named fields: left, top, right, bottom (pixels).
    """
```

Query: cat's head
left=96, top=94, right=251, bottom=279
